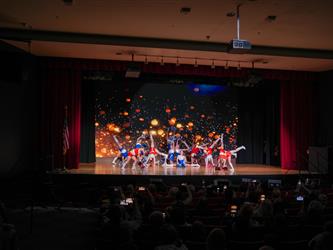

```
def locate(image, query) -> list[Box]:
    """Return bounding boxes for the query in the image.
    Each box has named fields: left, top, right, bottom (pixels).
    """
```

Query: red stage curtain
left=40, top=68, right=81, bottom=169
left=280, top=81, right=315, bottom=170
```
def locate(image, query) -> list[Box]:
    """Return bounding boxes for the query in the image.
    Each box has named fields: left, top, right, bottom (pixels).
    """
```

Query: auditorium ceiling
left=1, top=0, right=333, bottom=71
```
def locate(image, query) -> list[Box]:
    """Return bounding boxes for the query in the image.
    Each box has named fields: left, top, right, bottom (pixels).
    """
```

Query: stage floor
left=71, top=158, right=309, bottom=176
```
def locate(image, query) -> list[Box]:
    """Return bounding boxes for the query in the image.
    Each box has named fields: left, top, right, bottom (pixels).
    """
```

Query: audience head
left=159, top=224, right=179, bottom=245
left=239, top=203, right=254, bottom=219
left=191, top=220, right=206, bottom=242
left=324, top=220, right=333, bottom=232
left=206, top=228, right=227, bottom=250
left=260, top=199, right=274, bottom=217
left=272, top=188, right=281, bottom=200
left=307, top=200, right=324, bottom=217
left=106, top=204, right=123, bottom=224
left=149, top=211, right=165, bottom=227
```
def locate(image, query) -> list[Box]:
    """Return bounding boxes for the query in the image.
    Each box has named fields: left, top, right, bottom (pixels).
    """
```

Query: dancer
left=146, top=134, right=158, bottom=166
left=204, top=136, right=221, bottom=168
left=176, top=150, right=187, bottom=168
left=190, top=141, right=205, bottom=167
left=167, top=140, right=176, bottom=165
left=112, top=151, right=122, bottom=167
left=129, top=136, right=145, bottom=169
left=226, top=145, right=246, bottom=171
left=113, top=135, right=130, bottom=169
left=217, top=134, right=229, bottom=170
left=146, top=134, right=169, bottom=167
left=175, top=139, right=190, bottom=156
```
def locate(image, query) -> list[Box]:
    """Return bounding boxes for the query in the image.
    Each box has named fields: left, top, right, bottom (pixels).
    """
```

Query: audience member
left=206, top=228, right=227, bottom=250
left=309, top=220, right=333, bottom=250
left=154, top=224, right=188, bottom=250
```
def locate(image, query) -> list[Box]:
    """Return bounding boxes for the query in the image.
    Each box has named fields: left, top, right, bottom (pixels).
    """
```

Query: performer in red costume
left=146, top=134, right=168, bottom=167
left=203, top=136, right=220, bottom=168
left=217, top=134, right=246, bottom=172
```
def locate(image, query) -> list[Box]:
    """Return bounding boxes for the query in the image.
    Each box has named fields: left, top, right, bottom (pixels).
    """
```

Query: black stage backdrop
left=80, top=75, right=280, bottom=165
left=237, top=83, right=280, bottom=165
left=80, top=80, right=96, bottom=163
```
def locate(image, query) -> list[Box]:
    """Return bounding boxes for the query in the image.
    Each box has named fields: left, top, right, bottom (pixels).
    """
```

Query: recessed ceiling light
left=180, top=7, right=191, bottom=15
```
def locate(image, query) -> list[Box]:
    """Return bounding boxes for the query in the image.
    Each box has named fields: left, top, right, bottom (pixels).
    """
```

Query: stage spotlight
left=237, top=62, right=241, bottom=70
left=160, top=56, right=164, bottom=66
left=144, top=56, right=148, bottom=65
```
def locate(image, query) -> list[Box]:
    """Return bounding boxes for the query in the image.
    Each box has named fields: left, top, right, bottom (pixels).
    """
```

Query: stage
left=47, top=158, right=322, bottom=186
left=72, top=159, right=307, bottom=176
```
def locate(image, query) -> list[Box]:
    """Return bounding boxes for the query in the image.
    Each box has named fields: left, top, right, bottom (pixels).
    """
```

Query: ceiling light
left=211, top=60, right=215, bottom=69
left=237, top=62, right=241, bottom=70
left=176, top=57, right=180, bottom=66
left=194, top=58, right=198, bottom=67
left=144, top=56, right=148, bottom=65
left=160, top=56, right=164, bottom=66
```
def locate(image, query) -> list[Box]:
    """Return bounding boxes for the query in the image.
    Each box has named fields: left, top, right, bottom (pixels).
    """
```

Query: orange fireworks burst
left=169, top=117, right=177, bottom=126
left=151, top=119, right=159, bottom=126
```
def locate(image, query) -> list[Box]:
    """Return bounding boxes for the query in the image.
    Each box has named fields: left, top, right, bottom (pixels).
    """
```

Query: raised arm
left=197, top=142, right=207, bottom=150
left=221, top=134, right=224, bottom=148
left=113, top=135, right=122, bottom=148
left=150, top=134, right=155, bottom=148
left=180, top=140, right=190, bottom=151
left=210, top=136, right=221, bottom=148
left=230, top=146, right=246, bottom=154
left=136, top=134, right=145, bottom=143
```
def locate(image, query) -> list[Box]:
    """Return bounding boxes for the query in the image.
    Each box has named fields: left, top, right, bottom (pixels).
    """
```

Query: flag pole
left=63, top=105, right=69, bottom=172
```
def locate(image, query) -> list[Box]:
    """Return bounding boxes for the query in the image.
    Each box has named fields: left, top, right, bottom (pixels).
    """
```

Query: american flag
left=63, top=107, right=69, bottom=155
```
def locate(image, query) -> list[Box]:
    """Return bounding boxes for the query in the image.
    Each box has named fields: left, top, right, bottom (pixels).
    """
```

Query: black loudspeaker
left=308, top=147, right=332, bottom=174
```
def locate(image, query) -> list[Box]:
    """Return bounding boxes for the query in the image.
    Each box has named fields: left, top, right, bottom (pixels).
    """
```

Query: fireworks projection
left=95, top=81, right=238, bottom=158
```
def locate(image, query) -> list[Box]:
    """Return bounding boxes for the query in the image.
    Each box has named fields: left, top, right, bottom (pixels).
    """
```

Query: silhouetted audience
left=309, top=221, right=333, bottom=250
left=206, top=228, right=227, bottom=250
left=154, top=224, right=187, bottom=250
